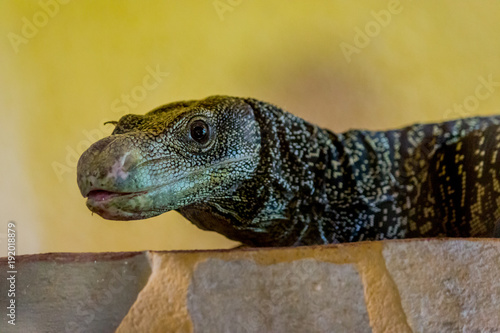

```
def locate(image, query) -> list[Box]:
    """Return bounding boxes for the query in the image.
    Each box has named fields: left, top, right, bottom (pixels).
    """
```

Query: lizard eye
left=189, top=119, right=210, bottom=145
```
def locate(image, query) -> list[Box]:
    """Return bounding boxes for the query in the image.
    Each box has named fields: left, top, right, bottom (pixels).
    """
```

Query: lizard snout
left=76, top=135, right=144, bottom=197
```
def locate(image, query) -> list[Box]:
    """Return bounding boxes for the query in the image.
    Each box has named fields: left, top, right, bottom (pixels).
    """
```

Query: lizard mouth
left=85, top=189, right=154, bottom=220
left=86, top=189, right=147, bottom=202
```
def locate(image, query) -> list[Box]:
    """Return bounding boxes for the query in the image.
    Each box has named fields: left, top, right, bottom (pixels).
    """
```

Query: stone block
left=1, top=239, right=499, bottom=332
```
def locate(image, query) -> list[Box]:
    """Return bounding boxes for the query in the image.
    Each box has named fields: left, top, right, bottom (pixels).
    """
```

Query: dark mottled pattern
left=77, top=96, right=500, bottom=247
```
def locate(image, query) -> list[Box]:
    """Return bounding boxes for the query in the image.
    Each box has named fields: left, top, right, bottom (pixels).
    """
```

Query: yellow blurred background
left=1, top=1, right=499, bottom=256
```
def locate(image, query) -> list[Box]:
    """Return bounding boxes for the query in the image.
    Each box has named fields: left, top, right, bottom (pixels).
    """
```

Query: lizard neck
left=232, top=99, right=402, bottom=245
left=219, top=98, right=356, bottom=245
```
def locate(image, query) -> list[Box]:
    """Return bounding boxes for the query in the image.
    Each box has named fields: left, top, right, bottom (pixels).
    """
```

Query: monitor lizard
left=77, top=96, right=500, bottom=246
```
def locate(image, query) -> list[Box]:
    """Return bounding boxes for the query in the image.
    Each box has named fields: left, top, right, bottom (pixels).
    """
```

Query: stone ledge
left=1, top=239, right=499, bottom=332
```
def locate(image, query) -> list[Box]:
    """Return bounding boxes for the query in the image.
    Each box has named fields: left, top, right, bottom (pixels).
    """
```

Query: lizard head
left=77, top=96, right=261, bottom=221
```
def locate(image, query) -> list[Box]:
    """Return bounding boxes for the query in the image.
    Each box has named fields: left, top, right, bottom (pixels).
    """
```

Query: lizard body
left=77, top=96, right=500, bottom=246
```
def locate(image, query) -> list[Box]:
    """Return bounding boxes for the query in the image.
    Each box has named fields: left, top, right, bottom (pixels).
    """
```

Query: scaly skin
left=77, top=96, right=500, bottom=246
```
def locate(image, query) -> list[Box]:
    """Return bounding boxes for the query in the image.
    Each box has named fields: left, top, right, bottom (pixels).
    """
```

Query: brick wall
left=1, top=239, right=499, bottom=332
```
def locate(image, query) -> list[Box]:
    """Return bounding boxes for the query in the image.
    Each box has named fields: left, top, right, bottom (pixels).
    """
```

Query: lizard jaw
left=84, top=188, right=162, bottom=220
